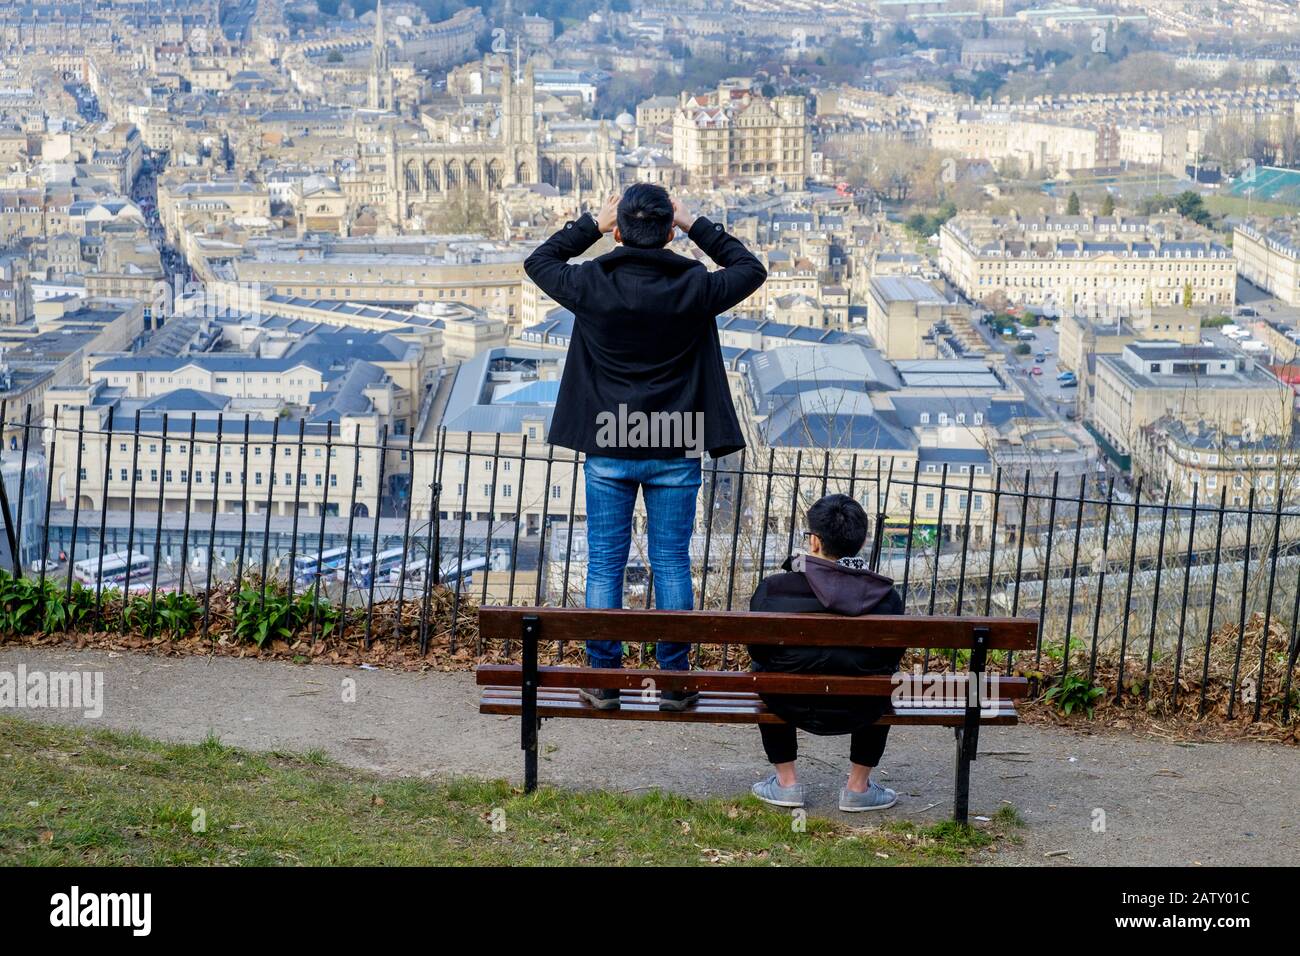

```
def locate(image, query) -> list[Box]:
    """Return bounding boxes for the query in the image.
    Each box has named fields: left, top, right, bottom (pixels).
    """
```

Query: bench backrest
left=478, top=606, right=1037, bottom=651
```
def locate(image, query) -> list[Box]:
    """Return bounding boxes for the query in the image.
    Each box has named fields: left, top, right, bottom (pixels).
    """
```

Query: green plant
left=0, top=572, right=50, bottom=635
left=0, top=571, right=98, bottom=636
left=41, top=581, right=96, bottom=633
left=124, top=591, right=201, bottom=639
left=1043, top=672, right=1105, bottom=717
left=232, top=584, right=340, bottom=647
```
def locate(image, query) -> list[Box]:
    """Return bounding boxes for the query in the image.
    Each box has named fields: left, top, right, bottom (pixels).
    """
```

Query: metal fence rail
left=2, top=403, right=1298, bottom=723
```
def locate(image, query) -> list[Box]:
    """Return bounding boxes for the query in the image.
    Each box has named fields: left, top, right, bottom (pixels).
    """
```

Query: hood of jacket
left=789, top=553, right=897, bottom=616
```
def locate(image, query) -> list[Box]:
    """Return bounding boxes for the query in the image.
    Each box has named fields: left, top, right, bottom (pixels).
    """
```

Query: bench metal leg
left=521, top=615, right=540, bottom=793
left=953, top=727, right=971, bottom=824
left=953, top=625, right=990, bottom=824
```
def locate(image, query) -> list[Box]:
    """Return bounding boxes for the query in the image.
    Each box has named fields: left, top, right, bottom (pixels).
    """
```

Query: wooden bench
left=476, top=606, right=1036, bottom=823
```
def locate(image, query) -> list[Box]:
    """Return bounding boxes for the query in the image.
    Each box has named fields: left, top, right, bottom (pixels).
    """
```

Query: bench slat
left=476, top=663, right=1030, bottom=699
left=479, top=687, right=1020, bottom=727
left=478, top=607, right=1037, bottom=650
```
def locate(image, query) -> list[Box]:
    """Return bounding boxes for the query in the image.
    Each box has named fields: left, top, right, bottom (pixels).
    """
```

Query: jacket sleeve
left=522, top=212, right=604, bottom=312
left=688, top=216, right=767, bottom=315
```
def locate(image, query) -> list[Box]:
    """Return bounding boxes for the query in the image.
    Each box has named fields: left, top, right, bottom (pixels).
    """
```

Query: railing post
left=0, top=400, right=20, bottom=579
left=521, top=613, right=541, bottom=793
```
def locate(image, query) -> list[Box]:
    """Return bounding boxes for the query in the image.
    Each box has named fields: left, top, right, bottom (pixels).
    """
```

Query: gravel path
left=2, top=646, right=1296, bottom=866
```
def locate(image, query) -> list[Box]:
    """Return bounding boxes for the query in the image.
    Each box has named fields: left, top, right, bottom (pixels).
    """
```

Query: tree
left=429, top=191, right=497, bottom=234
left=1182, top=282, right=1194, bottom=309
left=1100, top=193, right=1116, bottom=216
left=1066, top=191, right=1081, bottom=215
left=1174, top=190, right=1212, bottom=227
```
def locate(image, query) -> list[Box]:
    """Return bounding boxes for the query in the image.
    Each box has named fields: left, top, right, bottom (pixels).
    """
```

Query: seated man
left=747, top=494, right=904, bottom=812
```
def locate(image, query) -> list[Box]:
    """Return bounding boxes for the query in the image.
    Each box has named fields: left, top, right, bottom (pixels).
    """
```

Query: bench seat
left=480, top=685, right=1021, bottom=725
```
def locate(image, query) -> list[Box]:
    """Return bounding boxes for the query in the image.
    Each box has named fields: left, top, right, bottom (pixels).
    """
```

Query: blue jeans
left=584, top=455, right=701, bottom=671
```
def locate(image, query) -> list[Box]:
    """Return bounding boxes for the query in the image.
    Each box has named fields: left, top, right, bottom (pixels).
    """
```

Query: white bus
left=72, top=550, right=152, bottom=590
left=292, top=546, right=350, bottom=584
left=350, top=547, right=407, bottom=586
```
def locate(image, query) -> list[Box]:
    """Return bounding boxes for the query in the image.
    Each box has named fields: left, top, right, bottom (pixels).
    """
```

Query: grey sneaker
left=751, top=774, right=806, bottom=808
left=658, top=689, right=700, bottom=711
left=577, top=687, right=620, bottom=710
left=838, top=782, right=898, bottom=812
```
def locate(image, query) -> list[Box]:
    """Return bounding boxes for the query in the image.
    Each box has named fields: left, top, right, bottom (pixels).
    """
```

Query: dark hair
left=806, top=493, right=869, bottom=560
left=616, top=183, right=673, bottom=249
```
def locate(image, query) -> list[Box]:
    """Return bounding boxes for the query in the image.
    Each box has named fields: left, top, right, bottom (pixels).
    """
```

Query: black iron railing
left=2, top=401, right=1298, bottom=723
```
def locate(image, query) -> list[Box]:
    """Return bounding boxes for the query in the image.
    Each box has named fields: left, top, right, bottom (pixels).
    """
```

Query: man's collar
left=595, top=244, right=698, bottom=273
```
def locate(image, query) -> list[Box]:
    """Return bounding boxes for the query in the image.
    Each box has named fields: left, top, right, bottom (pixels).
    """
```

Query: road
left=973, top=319, right=1078, bottom=418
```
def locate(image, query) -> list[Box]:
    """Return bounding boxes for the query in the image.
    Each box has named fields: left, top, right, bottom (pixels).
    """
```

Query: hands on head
left=595, top=191, right=695, bottom=244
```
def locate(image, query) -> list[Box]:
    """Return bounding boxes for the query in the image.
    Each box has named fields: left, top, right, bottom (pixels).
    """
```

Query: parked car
left=1030, top=366, right=1043, bottom=376
left=1060, top=377, right=1078, bottom=388
left=1056, top=370, right=1076, bottom=382
left=1034, top=352, right=1046, bottom=363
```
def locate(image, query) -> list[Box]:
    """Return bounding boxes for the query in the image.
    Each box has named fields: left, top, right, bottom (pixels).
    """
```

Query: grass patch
left=0, top=716, right=992, bottom=866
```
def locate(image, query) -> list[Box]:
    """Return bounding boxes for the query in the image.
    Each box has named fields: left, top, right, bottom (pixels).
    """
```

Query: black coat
left=523, top=213, right=766, bottom=459
left=748, top=557, right=905, bottom=736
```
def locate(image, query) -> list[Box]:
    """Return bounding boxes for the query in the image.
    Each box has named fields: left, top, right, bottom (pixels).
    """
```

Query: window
left=255, top=473, right=263, bottom=485
left=315, top=474, right=322, bottom=486
left=225, top=471, right=232, bottom=484
left=925, top=493, right=935, bottom=509
left=78, top=468, right=87, bottom=481
left=330, top=474, right=338, bottom=487
left=120, top=468, right=128, bottom=481
left=503, top=484, right=512, bottom=497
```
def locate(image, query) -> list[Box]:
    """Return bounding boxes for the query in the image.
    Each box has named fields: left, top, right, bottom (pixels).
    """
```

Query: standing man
left=524, top=184, right=767, bottom=710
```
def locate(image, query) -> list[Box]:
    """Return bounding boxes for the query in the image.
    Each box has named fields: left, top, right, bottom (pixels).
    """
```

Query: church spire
left=369, top=0, right=392, bottom=110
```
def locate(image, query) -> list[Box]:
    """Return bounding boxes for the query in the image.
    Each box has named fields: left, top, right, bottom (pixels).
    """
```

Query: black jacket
left=523, top=213, right=766, bottom=459
left=748, top=554, right=905, bottom=736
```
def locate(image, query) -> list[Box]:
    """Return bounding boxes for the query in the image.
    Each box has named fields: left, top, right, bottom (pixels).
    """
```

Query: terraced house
left=940, top=213, right=1237, bottom=313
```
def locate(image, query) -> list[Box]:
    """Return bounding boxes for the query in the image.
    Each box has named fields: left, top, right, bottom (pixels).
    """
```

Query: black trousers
left=759, top=722, right=890, bottom=767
